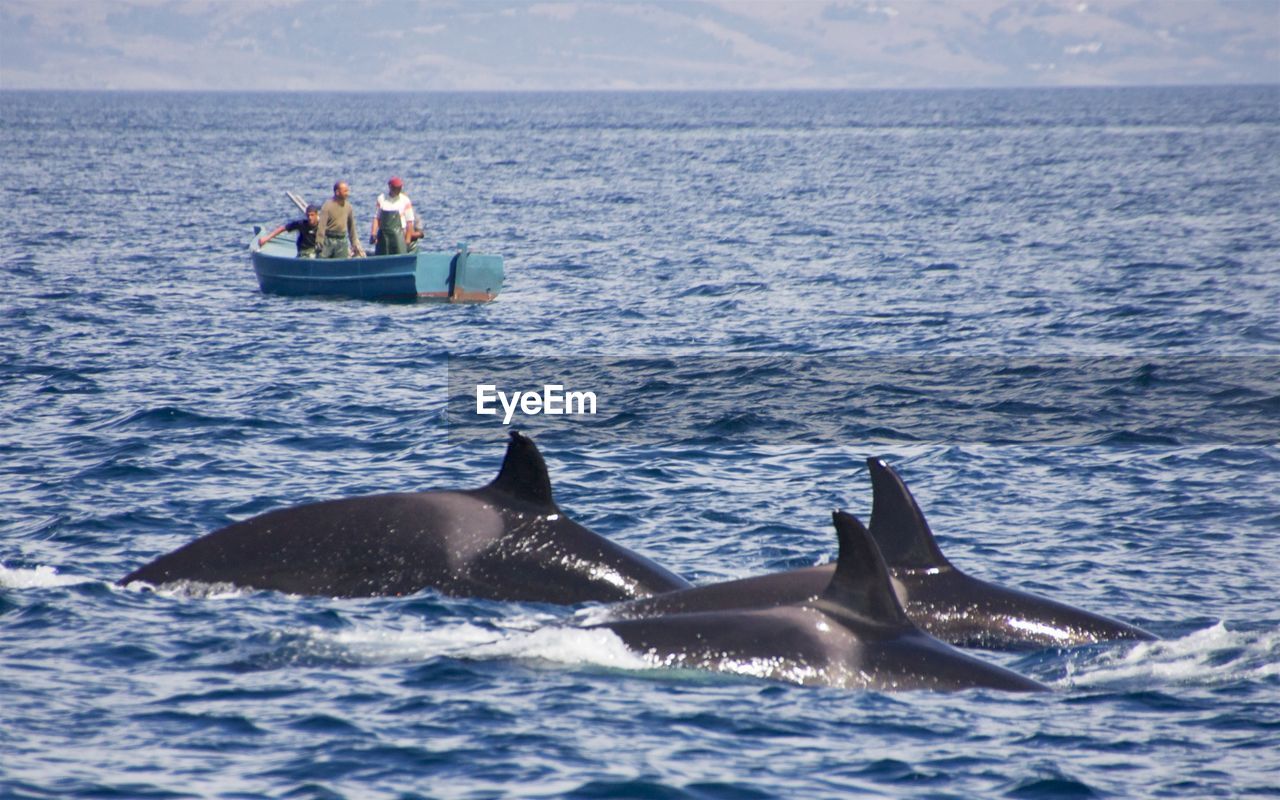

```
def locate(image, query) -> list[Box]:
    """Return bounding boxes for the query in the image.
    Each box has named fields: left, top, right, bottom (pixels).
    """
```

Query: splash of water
left=287, top=618, right=649, bottom=671
left=1062, top=622, right=1280, bottom=688
left=0, top=563, right=89, bottom=589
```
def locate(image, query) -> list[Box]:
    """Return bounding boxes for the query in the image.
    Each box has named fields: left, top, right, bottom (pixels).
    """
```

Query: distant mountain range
left=2, top=0, right=1275, bottom=90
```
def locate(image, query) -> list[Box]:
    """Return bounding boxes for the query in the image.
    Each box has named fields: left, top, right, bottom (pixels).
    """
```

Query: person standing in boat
left=317, top=181, right=364, bottom=258
left=257, top=204, right=320, bottom=258
left=369, top=176, right=421, bottom=256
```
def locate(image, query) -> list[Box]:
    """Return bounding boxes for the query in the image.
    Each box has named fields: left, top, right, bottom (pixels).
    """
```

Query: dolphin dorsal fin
left=486, top=431, right=556, bottom=508
left=820, top=511, right=912, bottom=626
left=867, top=458, right=951, bottom=570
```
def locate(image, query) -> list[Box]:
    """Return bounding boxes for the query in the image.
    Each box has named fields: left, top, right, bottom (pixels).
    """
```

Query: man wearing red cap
left=369, top=176, right=418, bottom=256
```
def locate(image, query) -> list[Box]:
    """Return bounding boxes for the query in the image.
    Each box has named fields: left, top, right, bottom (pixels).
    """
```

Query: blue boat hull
left=249, top=227, right=503, bottom=302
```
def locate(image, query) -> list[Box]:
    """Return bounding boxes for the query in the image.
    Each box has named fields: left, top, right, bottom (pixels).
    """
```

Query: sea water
left=1, top=87, right=1278, bottom=798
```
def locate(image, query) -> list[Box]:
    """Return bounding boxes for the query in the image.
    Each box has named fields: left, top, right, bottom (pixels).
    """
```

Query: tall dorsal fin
left=485, top=431, right=556, bottom=508
left=819, top=511, right=912, bottom=627
left=867, top=458, right=951, bottom=570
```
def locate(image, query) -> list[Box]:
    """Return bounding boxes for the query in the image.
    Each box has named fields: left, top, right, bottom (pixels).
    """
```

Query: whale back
left=121, top=431, right=691, bottom=602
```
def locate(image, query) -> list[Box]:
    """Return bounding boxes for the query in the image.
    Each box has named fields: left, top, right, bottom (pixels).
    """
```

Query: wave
left=0, top=563, right=91, bottom=589
left=191, top=614, right=650, bottom=676
left=1059, top=622, right=1279, bottom=689
left=202, top=610, right=1280, bottom=694
left=122, top=578, right=258, bottom=601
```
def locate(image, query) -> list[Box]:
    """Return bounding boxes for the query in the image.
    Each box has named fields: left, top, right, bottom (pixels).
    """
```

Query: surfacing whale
left=121, top=432, right=691, bottom=602
left=609, top=458, right=1155, bottom=650
left=591, top=512, right=1047, bottom=692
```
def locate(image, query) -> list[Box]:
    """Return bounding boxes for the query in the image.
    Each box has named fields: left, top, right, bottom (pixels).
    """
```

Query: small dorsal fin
left=820, top=511, right=912, bottom=627
left=486, top=431, right=556, bottom=507
left=867, top=458, right=951, bottom=570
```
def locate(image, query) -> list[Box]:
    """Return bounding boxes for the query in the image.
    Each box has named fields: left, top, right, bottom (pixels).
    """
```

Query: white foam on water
left=0, top=563, right=90, bottom=589
left=122, top=578, right=258, bottom=601
left=571, top=604, right=618, bottom=626
left=1061, top=622, right=1280, bottom=689
left=469, top=626, right=650, bottom=671
left=294, top=617, right=650, bottom=671
left=315, top=621, right=509, bottom=662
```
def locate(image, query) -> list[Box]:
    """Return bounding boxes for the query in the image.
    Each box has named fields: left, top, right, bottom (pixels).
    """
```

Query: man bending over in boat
left=369, top=176, right=423, bottom=255
left=317, top=181, right=365, bottom=258
left=257, top=204, right=320, bottom=258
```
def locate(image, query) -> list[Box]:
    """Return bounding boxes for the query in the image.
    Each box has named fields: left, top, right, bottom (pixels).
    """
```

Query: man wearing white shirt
left=369, top=176, right=419, bottom=255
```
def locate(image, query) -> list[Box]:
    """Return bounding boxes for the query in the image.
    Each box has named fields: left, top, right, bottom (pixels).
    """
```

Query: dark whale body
left=121, top=432, right=691, bottom=603
left=610, top=458, right=1155, bottom=650
left=592, top=512, right=1047, bottom=692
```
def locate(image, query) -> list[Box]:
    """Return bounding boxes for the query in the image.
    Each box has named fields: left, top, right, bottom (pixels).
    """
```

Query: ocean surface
left=2, top=86, right=1278, bottom=799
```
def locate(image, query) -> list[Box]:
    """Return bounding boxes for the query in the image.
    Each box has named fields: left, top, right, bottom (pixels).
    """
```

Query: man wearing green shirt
left=317, top=181, right=365, bottom=258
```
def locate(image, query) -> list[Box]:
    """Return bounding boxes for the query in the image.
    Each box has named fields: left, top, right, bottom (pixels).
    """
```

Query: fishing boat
left=248, top=227, right=504, bottom=302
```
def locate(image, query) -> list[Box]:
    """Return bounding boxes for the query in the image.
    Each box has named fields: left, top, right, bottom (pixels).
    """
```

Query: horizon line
left=2, top=82, right=1277, bottom=95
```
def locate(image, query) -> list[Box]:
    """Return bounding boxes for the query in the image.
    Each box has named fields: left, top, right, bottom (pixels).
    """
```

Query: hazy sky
left=1, top=0, right=1276, bottom=91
